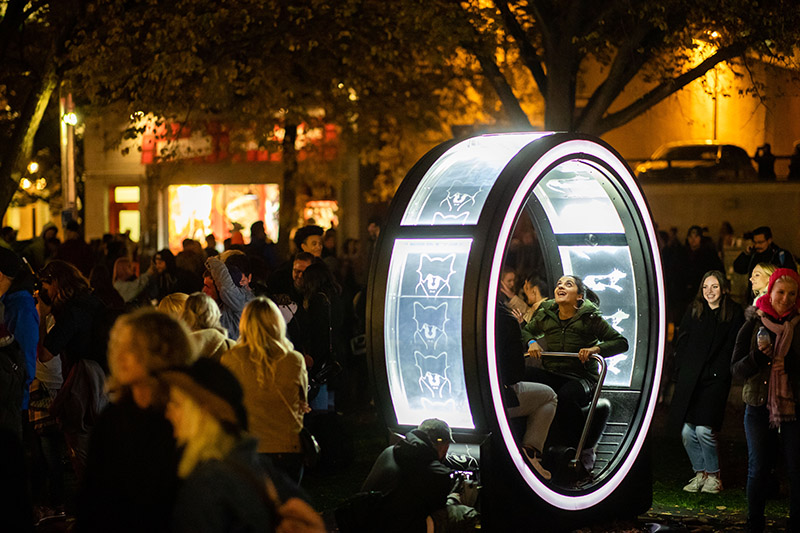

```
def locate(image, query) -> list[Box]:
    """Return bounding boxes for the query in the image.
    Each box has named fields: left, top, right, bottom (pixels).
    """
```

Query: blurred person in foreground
left=732, top=268, right=800, bottom=533
left=162, top=358, right=324, bottom=533
left=77, top=309, right=196, bottom=533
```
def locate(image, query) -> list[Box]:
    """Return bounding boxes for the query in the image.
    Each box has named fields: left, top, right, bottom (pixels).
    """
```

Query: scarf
left=755, top=268, right=800, bottom=427
left=759, top=314, right=800, bottom=428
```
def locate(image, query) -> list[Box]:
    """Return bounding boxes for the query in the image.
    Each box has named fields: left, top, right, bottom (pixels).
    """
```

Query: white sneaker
left=523, top=448, right=552, bottom=480
left=701, top=474, right=723, bottom=494
left=682, top=472, right=706, bottom=492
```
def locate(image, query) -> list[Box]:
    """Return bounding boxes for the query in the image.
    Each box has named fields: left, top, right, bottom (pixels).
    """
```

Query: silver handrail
left=539, top=352, right=607, bottom=466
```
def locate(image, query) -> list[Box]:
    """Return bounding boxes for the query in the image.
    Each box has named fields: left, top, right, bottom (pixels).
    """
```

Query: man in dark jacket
left=361, top=418, right=478, bottom=533
left=733, top=226, right=797, bottom=300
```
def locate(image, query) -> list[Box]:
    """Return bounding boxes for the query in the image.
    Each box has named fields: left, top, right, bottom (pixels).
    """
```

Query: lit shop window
left=167, top=184, right=280, bottom=251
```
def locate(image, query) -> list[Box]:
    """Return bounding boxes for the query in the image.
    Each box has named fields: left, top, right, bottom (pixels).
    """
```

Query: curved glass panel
left=558, top=245, right=637, bottom=387
left=385, top=238, right=475, bottom=428
left=534, top=162, right=624, bottom=234
left=401, top=133, right=551, bottom=226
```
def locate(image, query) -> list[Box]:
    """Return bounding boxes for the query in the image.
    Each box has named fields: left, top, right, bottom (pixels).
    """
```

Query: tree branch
left=475, top=52, right=533, bottom=129
left=577, top=23, right=662, bottom=131
left=495, top=0, right=547, bottom=95
left=593, top=42, right=747, bottom=135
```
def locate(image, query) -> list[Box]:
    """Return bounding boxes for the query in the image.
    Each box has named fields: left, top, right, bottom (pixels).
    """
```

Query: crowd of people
left=1, top=211, right=798, bottom=532
left=0, top=217, right=382, bottom=531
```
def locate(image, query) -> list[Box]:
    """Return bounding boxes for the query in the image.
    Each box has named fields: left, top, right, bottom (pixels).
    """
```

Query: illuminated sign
left=385, top=239, right=474, bottom=428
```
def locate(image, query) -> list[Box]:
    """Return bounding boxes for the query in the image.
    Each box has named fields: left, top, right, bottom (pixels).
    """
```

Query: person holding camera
left=361, top=418, right=479, bottom=533
left=733, top=226, right=797, bottom=301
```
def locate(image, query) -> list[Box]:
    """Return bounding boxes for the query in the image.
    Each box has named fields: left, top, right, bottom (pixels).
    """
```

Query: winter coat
left=77, top=394, right=179, bottom=533
left=221, top=346, right=307, bottom=454
left=2, top=287, right=39, bottom=409
left=732, top=308, right=800, bottom=407
left=361, top=430, right=454, bottom=533
left=668, top=298, right=744, bottom=432
left=171, top=437, right=277, bottom=533
left=190, top=329, right=235, bottom=363
left=521, top=299, right=628, bottom=381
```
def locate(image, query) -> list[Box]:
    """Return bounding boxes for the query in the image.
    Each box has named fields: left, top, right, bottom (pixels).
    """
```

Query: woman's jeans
left=681, top=423, right=720, bottom=473
left=506, top=382, right=558, bottom=453
left=744, top=404, right=800, bottom=532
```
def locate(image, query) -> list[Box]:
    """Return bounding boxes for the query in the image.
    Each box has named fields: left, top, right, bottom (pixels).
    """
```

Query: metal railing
left=540, top=352, right=607, bottom=466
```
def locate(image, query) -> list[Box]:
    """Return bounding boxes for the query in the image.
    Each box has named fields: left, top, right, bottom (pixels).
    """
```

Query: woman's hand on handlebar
left=578, top=346, right=601, bottom=363
left=527, top=341, right=542, bottom=359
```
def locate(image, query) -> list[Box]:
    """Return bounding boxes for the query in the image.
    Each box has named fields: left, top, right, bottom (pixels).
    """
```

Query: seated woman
left=521, top=275, right=628, bottom=463
left=496, top=301, right=557, bottom=480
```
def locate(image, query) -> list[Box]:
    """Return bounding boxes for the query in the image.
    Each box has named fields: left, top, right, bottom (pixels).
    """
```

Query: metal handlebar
left=539, top=352, right=607, bottom=464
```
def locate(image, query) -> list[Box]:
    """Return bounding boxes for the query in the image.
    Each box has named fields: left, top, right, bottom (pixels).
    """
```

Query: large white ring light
left=485, top=139, right=666, bottom=510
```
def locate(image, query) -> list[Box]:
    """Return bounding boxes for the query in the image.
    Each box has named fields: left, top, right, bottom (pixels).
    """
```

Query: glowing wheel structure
left=366, top=133, right=665, bottom=524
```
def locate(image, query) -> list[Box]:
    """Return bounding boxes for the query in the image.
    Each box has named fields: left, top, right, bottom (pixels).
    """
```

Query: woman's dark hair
left=522, top=273, right=547, bottom=294
left=153, top=249, right=177, bottom=274
left=39, top=260, right=91, bottom=306
left=563, top=274, right=600, bottom=306
left=690, top=270, right=736, bottom=321
left=301, top=261, right=340, bottom=301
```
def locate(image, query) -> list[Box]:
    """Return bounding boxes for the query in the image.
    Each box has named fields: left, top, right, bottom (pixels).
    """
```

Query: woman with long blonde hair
left=221, top=297, right=308, bottom=483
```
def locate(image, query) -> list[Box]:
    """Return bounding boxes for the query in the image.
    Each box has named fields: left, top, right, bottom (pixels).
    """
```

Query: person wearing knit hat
left=162, top=357, right=290, bottom=532
left=732, top=267, right=800, bottom=533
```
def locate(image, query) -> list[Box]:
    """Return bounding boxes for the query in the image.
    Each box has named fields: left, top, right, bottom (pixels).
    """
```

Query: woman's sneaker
left=701, top=475, right=723, bottom=494
left=682, top=472, right=706, bottom=492
left=523, top=448, right=552, bottom=480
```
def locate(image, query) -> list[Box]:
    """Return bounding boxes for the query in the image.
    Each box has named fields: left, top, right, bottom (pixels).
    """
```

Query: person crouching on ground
left=361, top=418, right=479, bottom=533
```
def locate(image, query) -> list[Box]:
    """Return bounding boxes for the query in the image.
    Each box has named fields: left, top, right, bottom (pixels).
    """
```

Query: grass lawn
left=303, top=395, right=792, bottom=531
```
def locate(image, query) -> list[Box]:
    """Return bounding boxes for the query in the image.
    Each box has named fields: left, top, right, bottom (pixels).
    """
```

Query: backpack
left=0, top=336, right=25, bottom=434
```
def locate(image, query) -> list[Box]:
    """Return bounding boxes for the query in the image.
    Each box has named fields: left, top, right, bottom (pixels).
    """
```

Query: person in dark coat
left=161, top=358, right=324, bottom=533
left=361, top=418, right=479, bottom=533
left=77, top=309, right=197, bottom=533
left=733, top=226, right=797, bottom=301
left=669, top=270, right=744, bottom=495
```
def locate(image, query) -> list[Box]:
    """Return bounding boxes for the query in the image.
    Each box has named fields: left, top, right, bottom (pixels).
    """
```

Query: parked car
left=635, top=141, right=758, bottom=182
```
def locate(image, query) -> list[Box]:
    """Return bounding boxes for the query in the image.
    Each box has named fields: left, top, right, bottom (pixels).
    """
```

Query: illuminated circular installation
left=367, top=132, right=665, bottom=515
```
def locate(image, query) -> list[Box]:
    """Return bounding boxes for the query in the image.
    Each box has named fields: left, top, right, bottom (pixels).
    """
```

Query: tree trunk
left=0, top=61, right=59, bottom=218
left=277, top=123, right=299, bottom=258
left=543, top=42, right=577, bottom=132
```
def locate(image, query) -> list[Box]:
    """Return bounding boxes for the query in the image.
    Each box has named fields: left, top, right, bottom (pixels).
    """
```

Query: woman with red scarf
left=732, top=268, right=800, bottom=533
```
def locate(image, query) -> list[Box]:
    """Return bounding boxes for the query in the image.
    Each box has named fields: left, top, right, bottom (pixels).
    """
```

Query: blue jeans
left=744, top=404, right=800, bottom=532
left=681, top=423, right=719, bottom=474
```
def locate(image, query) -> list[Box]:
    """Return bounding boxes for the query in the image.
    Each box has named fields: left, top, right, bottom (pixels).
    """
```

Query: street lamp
left=59, top=87, right=77, bottom=224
